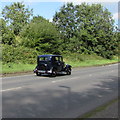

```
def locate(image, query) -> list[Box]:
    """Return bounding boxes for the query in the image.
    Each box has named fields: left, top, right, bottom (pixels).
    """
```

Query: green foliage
left=63, top=52, right=103, bottom=62
left=2, top=53, right=118, bottom=74
left=113, top=31, right=120, bottom=56
left=20, top=16, right=61, bottom=54
left=0, top=18, right=15, bottom=45
left=1, top=1, right=118, bottom=66
left=2, top=44, right=40, bottom=64
left=63, top=53, right=118, bottom=68
left=2, top=63, right=36, bottom=74
left=2, top=2, right=33, bottom=35
left=53, top=3, right=76, bottom=40
left=53, top=2, right=116, bottom=58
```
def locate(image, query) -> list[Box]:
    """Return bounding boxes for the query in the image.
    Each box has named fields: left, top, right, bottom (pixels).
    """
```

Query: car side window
left=53, top=57, right=58, bottom=61
left=52, top=56, right=63, bottom=62
left=39, top=57, right=45, bottom=61
left=59, top=57, right=63, bottom=62
left=56, top=57, right=59, bottom=61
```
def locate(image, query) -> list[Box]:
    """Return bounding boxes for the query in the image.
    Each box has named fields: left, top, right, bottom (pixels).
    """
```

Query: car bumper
left=38, top=70, right=52, bottom=74
left=34, top=69, right=52, bottom=74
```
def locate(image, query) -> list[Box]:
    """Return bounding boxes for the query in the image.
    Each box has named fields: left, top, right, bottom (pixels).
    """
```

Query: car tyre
left=51, top=70, right=57, bottom=77
left=66, top=68, right=71, bottom=75
left=36, top=72, right=41, bottom=76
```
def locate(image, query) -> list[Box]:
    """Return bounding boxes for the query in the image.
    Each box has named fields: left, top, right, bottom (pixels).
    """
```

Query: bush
left=2, top=44, right=41, bottom=64
left=20, top=16, right=61, bottom=54
left=62, top=52, right=103, bottom=62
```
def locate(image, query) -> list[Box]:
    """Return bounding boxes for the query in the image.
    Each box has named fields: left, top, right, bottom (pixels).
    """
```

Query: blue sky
left=1, top=1, right=119, bottom=26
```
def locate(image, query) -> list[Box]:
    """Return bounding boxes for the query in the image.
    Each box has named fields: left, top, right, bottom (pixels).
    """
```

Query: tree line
left=1, top=2, right=119, bottom=61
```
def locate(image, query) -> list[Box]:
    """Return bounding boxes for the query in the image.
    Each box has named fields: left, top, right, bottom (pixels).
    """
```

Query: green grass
left=1, top=55, right=119, bottom=74
left=64, top=55, right=118, bottom=67
left=65, top=59, right=118, bottom=67
left=77, top=98, right=119, bottom=119
left=2, top=63, right=36, bottom=74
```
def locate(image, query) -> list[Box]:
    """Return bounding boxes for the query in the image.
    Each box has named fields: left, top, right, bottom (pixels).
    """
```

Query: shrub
left=2, top=44, right=41, bottom=64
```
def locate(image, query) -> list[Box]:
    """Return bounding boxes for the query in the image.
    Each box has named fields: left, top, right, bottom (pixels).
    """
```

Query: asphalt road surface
left=2, top=63, right=119, bottom=118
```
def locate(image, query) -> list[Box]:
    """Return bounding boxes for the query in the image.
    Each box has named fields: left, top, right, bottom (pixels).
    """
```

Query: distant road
left=2, top=63, right=119, bottom=118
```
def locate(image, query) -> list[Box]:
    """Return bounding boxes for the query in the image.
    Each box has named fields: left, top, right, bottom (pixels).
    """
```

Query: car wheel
left=51, top=70, right=57, bottom=77
left=36, top=72, right=41, bottom=76
left=66, top=68, right=71, bottom=75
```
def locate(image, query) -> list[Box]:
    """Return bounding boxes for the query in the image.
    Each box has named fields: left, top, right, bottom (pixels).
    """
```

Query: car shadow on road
left=34, top=73, right=67, bottom=78
left=2, top=76, right=119, bottom=118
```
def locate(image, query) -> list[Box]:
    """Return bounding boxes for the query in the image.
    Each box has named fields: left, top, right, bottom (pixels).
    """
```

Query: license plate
left=38, top=70, right=46, bottom=73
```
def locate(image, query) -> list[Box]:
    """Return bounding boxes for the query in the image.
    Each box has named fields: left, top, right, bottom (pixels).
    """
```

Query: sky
left=0, top=0, right=119, bottom=27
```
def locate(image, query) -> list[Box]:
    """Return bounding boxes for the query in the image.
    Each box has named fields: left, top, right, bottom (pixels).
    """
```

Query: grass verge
left=2, top=63, right=36, bottom=74
left=64, top=54, right=118, bottom=67
left=76, top=98, right=119, bottom=119
left=65, top=59, right=118, bottom=67
left=1, top=55, right=119, bottom=74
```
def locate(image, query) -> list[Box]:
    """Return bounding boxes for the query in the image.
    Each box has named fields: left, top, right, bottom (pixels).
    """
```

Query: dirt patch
left=1, top=71, right=33, bottom=77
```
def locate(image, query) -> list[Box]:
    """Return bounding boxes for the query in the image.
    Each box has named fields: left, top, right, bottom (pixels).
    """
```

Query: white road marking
left=1, top=86, right=23, bottom=92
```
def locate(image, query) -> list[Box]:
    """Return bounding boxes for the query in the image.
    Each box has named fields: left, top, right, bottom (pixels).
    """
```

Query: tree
left=53, top=2, right=116, bottom=58
left=0, top=18, right=15, bottom=45
left=20, top=16, right=61, bottom=54
left=53, top=3, right=76, bottom=39
left=2, top=2, right=33, bottom=35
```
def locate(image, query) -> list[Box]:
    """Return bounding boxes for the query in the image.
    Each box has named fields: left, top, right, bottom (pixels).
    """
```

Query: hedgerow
left=2, top=44, right=41, bottom=64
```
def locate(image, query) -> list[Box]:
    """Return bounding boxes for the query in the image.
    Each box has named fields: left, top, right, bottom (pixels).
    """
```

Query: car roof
left=38, top=55, right=62, bottom=57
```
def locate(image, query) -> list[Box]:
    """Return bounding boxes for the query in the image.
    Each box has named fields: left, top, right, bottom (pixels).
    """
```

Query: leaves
left=1, top=2, right=118, bottom=62
left=2, top=44, right=39, bottom=64
left=20, top=16, right=61, bottom=54
left=53, top=2, right=117, bottom=58
left=0, top=19, right=15, bottom=45
left=2, top=2, right=33, bottom=35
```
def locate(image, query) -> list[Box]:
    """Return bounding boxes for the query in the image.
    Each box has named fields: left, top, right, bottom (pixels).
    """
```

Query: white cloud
left=1, top=0, right=119, bottom=2
left=113, top=13, right=118, bottom=19
left=113, top=12, right=120, bottom=20
left=49, top=18, right=53, bottom=22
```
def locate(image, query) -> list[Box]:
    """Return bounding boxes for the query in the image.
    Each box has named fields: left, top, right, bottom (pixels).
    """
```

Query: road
left=2, top=64, right=119, bottom=118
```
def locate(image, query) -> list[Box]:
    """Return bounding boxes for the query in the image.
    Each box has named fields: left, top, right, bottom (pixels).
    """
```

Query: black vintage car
left=34, top=55, right=71, bottom=76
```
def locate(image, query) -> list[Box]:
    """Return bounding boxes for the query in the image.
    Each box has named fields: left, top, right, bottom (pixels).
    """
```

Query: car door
left=52, top=56, right=64, bottom=72
left=56, top=56, right=64, bottom=71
